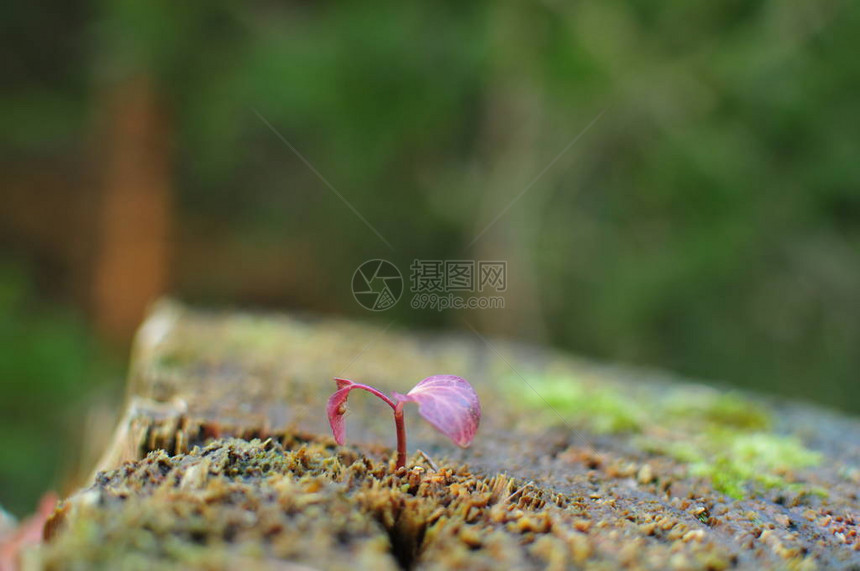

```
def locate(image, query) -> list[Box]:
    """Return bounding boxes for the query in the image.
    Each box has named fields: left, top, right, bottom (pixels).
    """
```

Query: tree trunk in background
left=92, top=75, right=172, bottom=344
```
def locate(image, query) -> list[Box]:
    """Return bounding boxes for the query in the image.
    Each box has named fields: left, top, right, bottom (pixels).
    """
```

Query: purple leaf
left=326, top=378, right=355, bottom=445
left=393, top=375, right=481, bottom=447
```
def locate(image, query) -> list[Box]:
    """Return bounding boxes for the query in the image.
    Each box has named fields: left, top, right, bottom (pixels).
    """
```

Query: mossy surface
left=38, top=438, right=594, bottom=570
left=511, top=373, right=829, bottom=500
left=38, top=437, right=854, bottom=571
left=37, top=302, right=860, bottom=569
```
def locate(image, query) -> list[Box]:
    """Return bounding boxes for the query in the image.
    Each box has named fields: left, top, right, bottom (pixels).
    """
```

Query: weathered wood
left=36, top=301, right=860, bottom=569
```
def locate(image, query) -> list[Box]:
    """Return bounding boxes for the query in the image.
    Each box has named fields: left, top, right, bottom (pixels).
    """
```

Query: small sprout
left=326, top=375, right=481, bottom=469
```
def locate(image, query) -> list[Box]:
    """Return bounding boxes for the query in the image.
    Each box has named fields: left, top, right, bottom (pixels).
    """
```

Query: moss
left=663, top=392, right=771, bottom=431
left=39, top=438, right=596, bottom=570
left=691, top=431, right=823, bottom=499
left=638, top=430, right=823, bottom=500
left=153, top=352, right=187, bottom=372
left=720, top=432, right=821, bottom=472
left=222, top=315, right=298, bottom=355
left=515, top=373, right=822, bottom=500
left=512, top=374, right=644, bottom=434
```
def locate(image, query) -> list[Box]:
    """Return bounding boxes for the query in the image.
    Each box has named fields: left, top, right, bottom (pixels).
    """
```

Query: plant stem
left=341, top=381, right=398, bottom=409
left=335, top=379, right=408, bottom=469
left=394, top=401, right=406, bottom=469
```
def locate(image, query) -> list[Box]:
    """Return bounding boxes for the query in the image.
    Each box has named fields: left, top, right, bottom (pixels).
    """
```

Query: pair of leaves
left=327, top=375, right=481, bottom=448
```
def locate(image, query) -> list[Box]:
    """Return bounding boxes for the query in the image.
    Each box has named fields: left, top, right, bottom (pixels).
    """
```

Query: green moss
left=642, top=431, right=823, bottom=499
left=721, top=432, right=821, bottom=471
left=516, top=373, right=822, bottom=499
left=513, top=375, right=644, bottom=434
left=222, top=315, right=300, bottom=355
left=664, top=392, right=771, bottom=431
left=154, top=352, right=187, bottom=372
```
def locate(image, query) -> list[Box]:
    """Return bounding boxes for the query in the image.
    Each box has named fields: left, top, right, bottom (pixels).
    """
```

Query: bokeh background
left=2, top=1, right=859, bottom=515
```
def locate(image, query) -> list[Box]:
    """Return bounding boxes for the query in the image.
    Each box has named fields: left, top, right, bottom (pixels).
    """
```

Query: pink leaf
left=393, top=375, right=481, bottom=447
left=326, top=380, right=355, bottom=445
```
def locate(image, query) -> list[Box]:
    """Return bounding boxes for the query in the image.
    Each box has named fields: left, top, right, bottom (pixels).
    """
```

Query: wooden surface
left=35, top=301, right=860, bottom=569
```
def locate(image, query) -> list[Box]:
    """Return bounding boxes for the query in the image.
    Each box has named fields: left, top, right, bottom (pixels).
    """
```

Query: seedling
left=326, top=375, right=481, bottom=469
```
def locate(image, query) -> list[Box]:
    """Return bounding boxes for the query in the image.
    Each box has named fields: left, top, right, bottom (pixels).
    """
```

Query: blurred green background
left=2, top=1, right=859, bottom=515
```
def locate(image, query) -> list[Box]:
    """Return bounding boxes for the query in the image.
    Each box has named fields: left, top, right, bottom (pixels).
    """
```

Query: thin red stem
left=334, top=378, right=408, bottom=469
left=394, top=401, right=407, bottom=469
left=335, top=379, right=398, bottom=409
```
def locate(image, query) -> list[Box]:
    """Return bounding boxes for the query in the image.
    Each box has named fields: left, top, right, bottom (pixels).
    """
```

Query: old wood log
left=34, top=301, right=860, bottom=569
